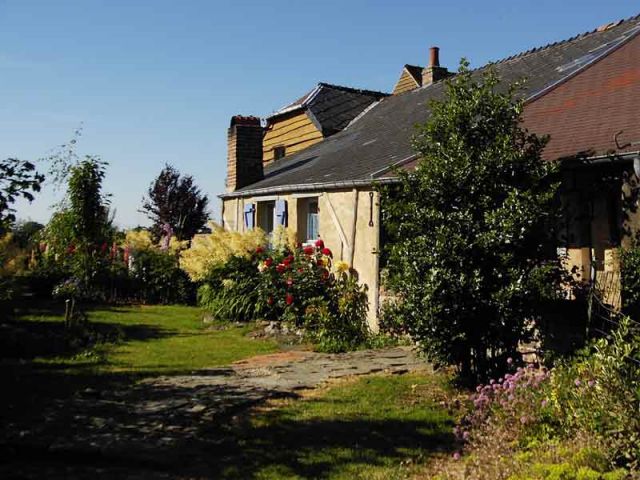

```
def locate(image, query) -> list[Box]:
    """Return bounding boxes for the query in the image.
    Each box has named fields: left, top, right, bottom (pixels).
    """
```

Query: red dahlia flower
left=276, top=264, right=286, bottom=274
left=321, top=247, right=332, bottom=257
left=267, top=297, right=274, bottom=305
left=255, top=246, right=265, bottom=254
left=303, top=246, right=314, bottom=255
left=286, top=293, right=294, bottom=305
left=264, top=258, right=273, bottom=267
left=283, top=257, right=291, bottom=266
left=315, top=239, right=325, bottom=248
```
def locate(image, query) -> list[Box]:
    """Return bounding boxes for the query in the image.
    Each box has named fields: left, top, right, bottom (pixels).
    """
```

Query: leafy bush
left=197, top=255, right=262, bottom=321
left=129, top=248, right=195, bottom=305
left=620, top=243, right=640, bottom=318
left=195, top=238, right=370, bottom=352
left=256, top=240, right=369, bottom=352
left=379, top=61, right=564, bottom=382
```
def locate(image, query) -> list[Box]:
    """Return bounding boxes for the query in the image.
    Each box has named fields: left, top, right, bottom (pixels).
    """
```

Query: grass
left=1, top=303, right=279, bottom=431
left=3, top=303, right=459, bottom=479
left=206, top=372, right=457, bottom=480
left=14, top=303, right=279, bottom=375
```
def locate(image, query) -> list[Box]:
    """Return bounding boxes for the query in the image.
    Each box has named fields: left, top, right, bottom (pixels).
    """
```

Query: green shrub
left=129, top=249, right=195, bottom=304
left=620, top=243, right=640, bottom=318
left=256, top=240, right=369, bottom=352
left=302, top=272, right=368, bottom=353
left=196, top=240, right=370, bottom=352
left=379, top=61, right=564, bottom=383
left=197, top=254, right=262, bottom=321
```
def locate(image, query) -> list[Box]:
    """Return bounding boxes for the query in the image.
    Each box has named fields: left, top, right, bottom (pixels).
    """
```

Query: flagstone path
left=1, top=347, right=428, bottom=479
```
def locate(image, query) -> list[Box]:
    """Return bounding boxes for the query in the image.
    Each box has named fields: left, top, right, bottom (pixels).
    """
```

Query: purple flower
left=462, top=431, right=470, bottom=441
left=588, top=380, right=595, bottom=387
left=453, top=452, right=461, bottom=461
left=574, top=379, right=581, bottom=387
left=520, top=416, right=528, bottom=424
left=507, top=357, right=513, bottom=365
left=541, top=399, right=548, bottom=408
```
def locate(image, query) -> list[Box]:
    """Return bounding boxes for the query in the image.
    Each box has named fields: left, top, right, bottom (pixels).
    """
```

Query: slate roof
left=267, top=83, right=389, bottom=136
left=222, top=15, right=640, bottom=199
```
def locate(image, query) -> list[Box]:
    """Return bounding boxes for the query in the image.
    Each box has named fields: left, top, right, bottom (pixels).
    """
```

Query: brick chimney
left=422, top=46, right=450, bottom=86
left=226, top=115, right=264, bottom=192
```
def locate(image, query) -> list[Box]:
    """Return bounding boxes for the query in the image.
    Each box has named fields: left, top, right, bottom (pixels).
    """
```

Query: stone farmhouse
left=220, top=15, right=640, bottom=329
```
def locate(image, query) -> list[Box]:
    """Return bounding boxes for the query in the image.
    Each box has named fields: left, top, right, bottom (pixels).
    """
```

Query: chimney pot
left=429, top=46, right=440, bottom=68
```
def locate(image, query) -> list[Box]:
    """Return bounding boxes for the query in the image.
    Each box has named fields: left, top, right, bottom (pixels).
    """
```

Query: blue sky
left=2, top=0, right=638, bottom=228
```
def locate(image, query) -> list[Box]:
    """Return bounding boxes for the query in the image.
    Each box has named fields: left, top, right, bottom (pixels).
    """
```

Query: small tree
left=44, top=157, right=114, bottom=304
left=141, top=164, right=209, bottom=241
left=380, top=60, right=564, bottom=381
left=0, top=158, right=45, bottom=233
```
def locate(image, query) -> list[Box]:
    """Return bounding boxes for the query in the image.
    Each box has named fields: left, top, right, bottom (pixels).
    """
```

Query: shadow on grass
left=199, top=416, right=455, bottom=479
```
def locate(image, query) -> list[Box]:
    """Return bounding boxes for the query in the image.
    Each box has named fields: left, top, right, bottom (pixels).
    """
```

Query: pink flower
left=507, top=357, right=513, bottom=365
left=574, top=379, right=581, bottom=387
left=541, top=399, right=548, bottom=408
left=453, top=452, right=461, bottom=461
left=587, top=380, right=595, bottom=387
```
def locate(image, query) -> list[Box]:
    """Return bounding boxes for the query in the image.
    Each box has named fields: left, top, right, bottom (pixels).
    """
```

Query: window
left=274, top=145, right=286, bottom=161
left=257, top=201, right=275, bottom=234
left=306, top=200, right=319, bottom=241
left=256, top=199, right=288, bottom=235
left=296, top=197, right=320, bottom=242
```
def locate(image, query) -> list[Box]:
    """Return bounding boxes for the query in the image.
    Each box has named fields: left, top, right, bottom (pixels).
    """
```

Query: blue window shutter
left=274, top=200, right=288, bottom=226
left=244, top=203, right=255, bottom=229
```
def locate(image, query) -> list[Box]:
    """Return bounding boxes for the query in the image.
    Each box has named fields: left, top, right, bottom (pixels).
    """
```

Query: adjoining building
left=220, top=15, right=640, bottom=329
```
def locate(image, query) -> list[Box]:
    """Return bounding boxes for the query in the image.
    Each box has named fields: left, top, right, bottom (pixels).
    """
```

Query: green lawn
left=209, top=372, right=456, bottom=480
left=3, top=304, right=457, bottom=479
left=15, top=304, right=279, bottom=375
left=1, top=304, right=279, bottom=429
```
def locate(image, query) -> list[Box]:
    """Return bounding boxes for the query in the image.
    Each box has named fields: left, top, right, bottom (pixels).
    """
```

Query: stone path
left=1, top=347, right=428, bottom=479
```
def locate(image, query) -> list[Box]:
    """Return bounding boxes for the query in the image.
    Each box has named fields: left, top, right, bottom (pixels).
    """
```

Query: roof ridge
left=317, top=82, right=390, bottom=98
left=488, top=12, right=640, bottom=66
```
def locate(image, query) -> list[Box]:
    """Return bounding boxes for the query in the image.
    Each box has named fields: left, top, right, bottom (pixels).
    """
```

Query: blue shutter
left=243, top=203, right=255, bottom=229
left=274, top=200, right=288, bottom=226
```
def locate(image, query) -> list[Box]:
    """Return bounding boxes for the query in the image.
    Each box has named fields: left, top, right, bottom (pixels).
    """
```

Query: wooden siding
left=263, top=111, right=323, bottom=166
left=393, top=68, right=420, bottom=95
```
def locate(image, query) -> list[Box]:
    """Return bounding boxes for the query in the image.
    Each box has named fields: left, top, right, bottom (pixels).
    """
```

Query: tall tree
left=43, top=156, right=114, bottom=291
left=0, top=158, right=45, bottom=233
left=380, top=60, right=565, bottom=382
left=141, top=164, right=209, bottom=241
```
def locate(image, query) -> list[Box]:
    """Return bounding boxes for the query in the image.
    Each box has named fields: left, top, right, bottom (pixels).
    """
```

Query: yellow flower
left=334, top=260, right=349, bottom=274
